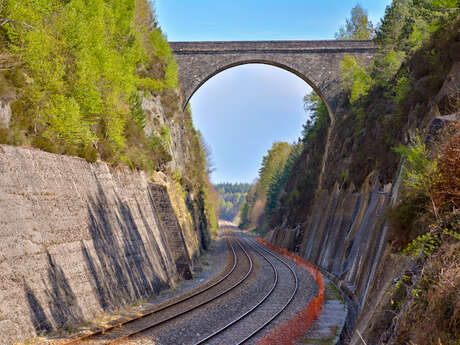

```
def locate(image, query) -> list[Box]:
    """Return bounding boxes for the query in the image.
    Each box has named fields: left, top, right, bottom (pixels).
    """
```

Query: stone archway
left=170, top=40, right=375, bottom=124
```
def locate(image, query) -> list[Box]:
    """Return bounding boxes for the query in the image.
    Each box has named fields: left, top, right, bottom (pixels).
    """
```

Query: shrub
left=395, top=135, right=441, bottom=217
left=372, top=50, right=406, bottom=86
left=387, top=134, right=444, bottom=251
left=147, top=134, right=172, bottom=170
left=387, top=193, right=431, bottom=251
left=160, top=125, right=172, bottom=148
left=393, top=74, right=411, bottom=104
left=2, top=0, right=181, bottom=167
left=340, top=54, right=373, bottom=104
left=129, top=93, right=147, bottom=131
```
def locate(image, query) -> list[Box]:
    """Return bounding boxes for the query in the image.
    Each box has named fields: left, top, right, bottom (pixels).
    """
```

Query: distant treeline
left=238, top=140, right=304, bottom=232
left=214, top=183, right=251, bottom=221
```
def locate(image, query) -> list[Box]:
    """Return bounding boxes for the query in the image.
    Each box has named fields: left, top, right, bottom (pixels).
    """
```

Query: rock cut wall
left=0, top=144, right=196, bottom=345
left=267, top=32, right=460, bottom=345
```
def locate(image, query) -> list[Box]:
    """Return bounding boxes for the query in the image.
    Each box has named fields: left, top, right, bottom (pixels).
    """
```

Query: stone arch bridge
left=170, top=40, right=375, bottom=122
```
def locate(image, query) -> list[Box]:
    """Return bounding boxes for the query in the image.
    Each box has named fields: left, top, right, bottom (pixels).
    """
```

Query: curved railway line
left=60, top=232, right=304, bottom=345
left=192, top=237, right=298, bottom=345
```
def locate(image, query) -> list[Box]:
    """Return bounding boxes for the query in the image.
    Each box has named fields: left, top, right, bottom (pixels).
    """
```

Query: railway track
left=61, top=231, right=301, bottom=345
left=62, top=234, right=254, bottom=345
left=191, top=236, right=298, bottom=345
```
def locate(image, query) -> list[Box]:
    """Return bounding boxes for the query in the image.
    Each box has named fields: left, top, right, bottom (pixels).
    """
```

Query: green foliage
left=43, top=95, right=97, bottom=147
left=214, top=183, right=251, bottom=221
left=431, top=0, right=459, bottom=10
left=238, top=142, right=295, bottom=231
left=335, top=4, right=374, bottom=39
left=302, top=93, right=330, bottom=142
left=340, top=54, right=374, bottom=104
left=266, top=92, right=330, bottom=230
left=394, top=135, right=440, bottom=205
left=160, top=125, right=172, bottom=148
left=393, top=74, right=412, bottom=103
left=374, top=50, right=407, bottom=85
left=129, top=93, right=147, bottom=131
left=150, top=28, right=173, bottom=61
left=147, top=133, right=172, bottom=168
left=372, top=0, right=458, bottom=86
left=2, top=0, right=218, bottom=253
left=403, top=231, right=441, bottom=257
left=264, top=143, right=303, bottom=224
left=257, top=142, right=293, bottom=198
left=164, top=57, right=179, bottom=89
left=238, top=201, right=250, bottom=229
left=215, top=183, right=251, bottom=195
left=2, top=0, right=179, bottom=167
left=388, top=135, right=445, bottom=251
left=333, top=3, right=460, bottom=193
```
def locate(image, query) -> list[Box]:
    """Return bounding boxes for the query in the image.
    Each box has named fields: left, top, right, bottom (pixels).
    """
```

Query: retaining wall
left=0, top=144, right=195, bottom=345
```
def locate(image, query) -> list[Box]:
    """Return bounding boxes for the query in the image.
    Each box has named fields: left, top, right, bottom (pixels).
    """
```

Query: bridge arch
left=181, top=59, right=334, bottom=122
left=170, top=40, right=375, bottom=125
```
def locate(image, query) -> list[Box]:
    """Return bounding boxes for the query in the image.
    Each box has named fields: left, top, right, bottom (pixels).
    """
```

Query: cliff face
left=0, top=2, right=220, bottom=342
left=0, top=144, right=202, bottom=345
left=141, top=92, right=187, bottom=174
left=0, top=66, right=216, bottom=345
left=267, top=20, right=460, bottom=344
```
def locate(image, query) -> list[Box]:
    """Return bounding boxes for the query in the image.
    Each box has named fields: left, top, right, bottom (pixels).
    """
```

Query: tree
left=238, top=201, right=250, bottom=229
left=302, top=93, right=330, bottom=142
left=335, top=4, right=374, bottom=40
left=214, top=182, right=251, bottom=221
left=340, top=54, right=373, bottom=103
left=264, top=142, right=303, bottom=222
left=258, top=142, right=293, bottom=197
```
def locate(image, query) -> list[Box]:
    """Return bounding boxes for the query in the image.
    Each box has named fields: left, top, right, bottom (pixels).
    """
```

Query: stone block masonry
left=170, top=40, right=376, bottom=121
left=0, top=144, right=195, bottom=345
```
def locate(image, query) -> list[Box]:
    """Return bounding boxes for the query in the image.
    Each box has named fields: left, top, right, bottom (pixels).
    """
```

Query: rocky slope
left=0, top=2, right=218, bottom=344
left=265, top=15, right=460, bottom=345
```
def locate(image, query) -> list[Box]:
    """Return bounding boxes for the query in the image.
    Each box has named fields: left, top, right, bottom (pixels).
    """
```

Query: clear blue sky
left=155, top=0, right=391, bottom=183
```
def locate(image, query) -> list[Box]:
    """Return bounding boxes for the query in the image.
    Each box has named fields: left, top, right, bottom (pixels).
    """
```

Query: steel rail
left=191, top=236, right=279, bottom=345
left=104, top=236, right=254, bottom=345
left=63, top=234, right=240, bottom=345
left=235, top=238, right=299, bottom=344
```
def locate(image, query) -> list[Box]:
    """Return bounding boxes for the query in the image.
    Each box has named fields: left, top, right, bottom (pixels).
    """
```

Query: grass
left=326, top=281, right=344, bottom=301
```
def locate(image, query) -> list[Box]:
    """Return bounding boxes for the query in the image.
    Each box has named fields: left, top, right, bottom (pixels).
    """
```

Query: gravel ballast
left=125, top=228, right=319, bottom=345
